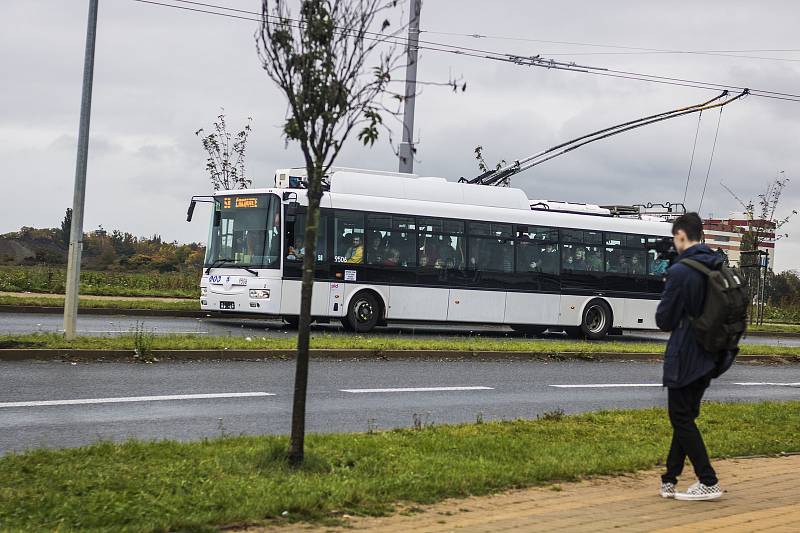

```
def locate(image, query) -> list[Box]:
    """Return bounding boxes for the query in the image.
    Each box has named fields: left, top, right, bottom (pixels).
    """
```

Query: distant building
left=703, top=216, right=775, bottom=269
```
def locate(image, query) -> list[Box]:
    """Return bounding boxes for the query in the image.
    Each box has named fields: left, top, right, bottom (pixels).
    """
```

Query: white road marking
left=550, top=384, right=662, bottom=388
left=0, top=392, right=274, bottom=408
left=733, top=382, right=800, bottom=387
left=340, top=386, right=494, bottom=393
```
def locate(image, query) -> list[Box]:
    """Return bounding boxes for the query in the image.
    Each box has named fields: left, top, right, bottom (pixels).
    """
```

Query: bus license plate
left=220, top=301, right=235, bottom=310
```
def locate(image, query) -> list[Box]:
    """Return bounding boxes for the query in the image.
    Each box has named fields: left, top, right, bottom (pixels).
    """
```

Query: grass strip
left=0, top=401, right=798, bottom=531
left=0, top=295, right=198, bottom=311
left=748, top=322, right=800, bottom=334
left=1, top=332, right=799, bottom=357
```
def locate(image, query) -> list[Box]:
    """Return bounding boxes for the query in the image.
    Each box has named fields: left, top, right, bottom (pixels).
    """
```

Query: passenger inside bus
left=382, top=248, right=400, bottom=266
left=608, top=253, right=630, bottom=274
left=631, top=253, right=645, bottom=275
left=245, top=230, right=266, bottom=263
left=345, top=234, right=363, bottom=263
left=420, top=236, right=440, bottom=267
left=286, top=235, right=304, bottom=261
left=649, top=249, right=669, bottom=275
left=519, top=242, right=559, bottom=274
left=586, top=247, right=603, bottom=271
left=566, top=247, right=587, bottom=270
left=366, top=231, right=383, bottom=263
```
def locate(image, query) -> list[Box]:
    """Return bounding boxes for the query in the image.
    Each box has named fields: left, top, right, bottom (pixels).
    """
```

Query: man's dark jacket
left=656, top=243, right=722, bottom=388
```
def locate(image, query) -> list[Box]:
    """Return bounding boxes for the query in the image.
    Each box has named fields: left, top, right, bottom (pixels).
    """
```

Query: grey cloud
left=1, top=0, right=799, bottom=269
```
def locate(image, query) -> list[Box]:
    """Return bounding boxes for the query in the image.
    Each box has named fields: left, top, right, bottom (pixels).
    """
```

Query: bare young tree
left=722, top=173, right=796, bottom=323
left=256, top=0, right=408, bottom=465
left=195, top=111, right=253, bottom=191
left=722, top=172, right=796, bottom=254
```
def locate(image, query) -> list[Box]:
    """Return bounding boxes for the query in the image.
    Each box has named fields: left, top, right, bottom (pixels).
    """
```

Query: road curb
left=0, top=349, right=796, bottom=363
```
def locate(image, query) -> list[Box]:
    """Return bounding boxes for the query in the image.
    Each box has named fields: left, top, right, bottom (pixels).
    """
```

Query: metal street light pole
left=64, top=0, right=99, bottom=340
left=398, top=0, right=420, bottom=174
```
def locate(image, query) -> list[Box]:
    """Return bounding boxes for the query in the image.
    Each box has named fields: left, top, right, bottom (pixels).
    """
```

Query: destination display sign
left=221, top=196, right=263, bottom=209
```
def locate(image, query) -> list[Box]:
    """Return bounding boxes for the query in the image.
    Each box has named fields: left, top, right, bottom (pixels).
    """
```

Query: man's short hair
left=672, top=212, right=704, bottom=241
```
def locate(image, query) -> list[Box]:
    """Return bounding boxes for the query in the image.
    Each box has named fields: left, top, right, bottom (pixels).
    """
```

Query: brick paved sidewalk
left=267, top=454, right=800, bottom=532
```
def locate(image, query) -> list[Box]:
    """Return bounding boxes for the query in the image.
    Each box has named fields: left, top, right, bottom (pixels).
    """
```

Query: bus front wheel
left=342, top=291, right=381, bottom=333
left=579, top=300, right=612, bottom=340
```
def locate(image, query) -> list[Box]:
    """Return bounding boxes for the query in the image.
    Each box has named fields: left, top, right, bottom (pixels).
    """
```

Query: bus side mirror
left=186, top=200, right=196, bottom=222
left=213, top=210, right=221, bottom=227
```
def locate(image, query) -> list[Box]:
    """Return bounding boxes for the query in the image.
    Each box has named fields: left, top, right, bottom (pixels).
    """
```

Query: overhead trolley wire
left=698, top=107, right=725, bottom=213
left=682, top=111, right=703, bottom=204
left=130, top=0, right=800, bottom=103
left=420, top=29, right=800, bottom=63
left=464, top=90, right=747, bottom=185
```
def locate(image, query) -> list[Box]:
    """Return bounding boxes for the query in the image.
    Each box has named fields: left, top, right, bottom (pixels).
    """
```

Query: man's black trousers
left=661, top=374, right=718, bottom=486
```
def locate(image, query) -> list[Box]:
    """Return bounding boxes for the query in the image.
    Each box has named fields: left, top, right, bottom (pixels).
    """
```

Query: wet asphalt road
left=1, top=358, right=798, bottom=454
left=1, top=312, right=797, bottom=346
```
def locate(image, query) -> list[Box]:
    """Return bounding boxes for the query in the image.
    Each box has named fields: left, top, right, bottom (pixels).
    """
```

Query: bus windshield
left=204, top=193, right=280, bottom=269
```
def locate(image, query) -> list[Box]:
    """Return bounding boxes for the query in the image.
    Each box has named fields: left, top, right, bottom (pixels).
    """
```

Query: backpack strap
left=680, top=258, right=713, bottom=276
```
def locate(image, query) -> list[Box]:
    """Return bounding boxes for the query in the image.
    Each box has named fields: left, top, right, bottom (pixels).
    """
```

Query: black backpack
left=680, top=259, right=749, bottom=374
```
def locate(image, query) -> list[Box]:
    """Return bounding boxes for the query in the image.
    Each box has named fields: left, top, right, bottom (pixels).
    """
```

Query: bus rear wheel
left=342, top=291, right=381, bottom=333
left=579, top=300, right=612, bottom=340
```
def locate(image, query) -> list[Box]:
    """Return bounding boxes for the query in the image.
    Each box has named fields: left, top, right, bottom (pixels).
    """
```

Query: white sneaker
left=674, top=481, right=723, bottom=501
left=660, top=482, right=676, bottom=498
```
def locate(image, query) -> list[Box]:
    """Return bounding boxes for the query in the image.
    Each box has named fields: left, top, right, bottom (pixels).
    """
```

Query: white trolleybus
left=188, top=168, right=674, bottom=339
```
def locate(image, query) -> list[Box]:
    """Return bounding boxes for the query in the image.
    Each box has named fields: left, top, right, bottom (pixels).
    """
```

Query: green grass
left=0, top=401, right=798, bottom=532
left=749, top=322, right=800, bottom=334
left=0, top=265, right=198, bottom=297
left=1, top=332, right=799, bottom=357
left=0, top=294, right=199, bottom=311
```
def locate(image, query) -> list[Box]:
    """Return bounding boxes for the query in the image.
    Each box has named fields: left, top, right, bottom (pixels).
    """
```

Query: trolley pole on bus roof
left=64, top=0, right=99, bottom=340
left=398, top=0, right=420, bottom=174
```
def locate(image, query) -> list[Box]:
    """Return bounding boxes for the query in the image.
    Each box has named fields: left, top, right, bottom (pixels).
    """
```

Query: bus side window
left=366, top=214, right=417, bottom=267
left=516, top=226, right=559, bottom=274
left=560, top=229, right=603, bottom=273
left=285, top=210, right=328, bottom=263
left=420, top=218, right=464, bottom=269
left=334, top=211, right=365, bottom=264
left=468, top=222, right=513, bottom=272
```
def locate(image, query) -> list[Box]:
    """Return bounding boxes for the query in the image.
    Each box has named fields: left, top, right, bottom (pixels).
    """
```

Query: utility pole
left=398, top=0, right=420, bottom=174
left=64, top=0, right=99, bottom=340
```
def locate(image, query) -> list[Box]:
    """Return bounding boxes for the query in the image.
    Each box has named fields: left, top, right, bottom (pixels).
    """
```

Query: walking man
left=656, top=212, right=724, bottom=501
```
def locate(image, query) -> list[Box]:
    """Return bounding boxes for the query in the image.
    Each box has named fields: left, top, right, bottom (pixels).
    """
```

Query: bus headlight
left=200, top=287, right=207, bottom=297
left=249, top=289, right=270, bottom=299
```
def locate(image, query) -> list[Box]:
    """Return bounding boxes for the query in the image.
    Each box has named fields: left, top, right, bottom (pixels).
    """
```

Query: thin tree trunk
left=288, top=164, right=324, bottom=466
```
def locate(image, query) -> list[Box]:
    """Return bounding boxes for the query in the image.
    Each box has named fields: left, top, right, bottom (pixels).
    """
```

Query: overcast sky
left=2, top=1, right=799, bottom=270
